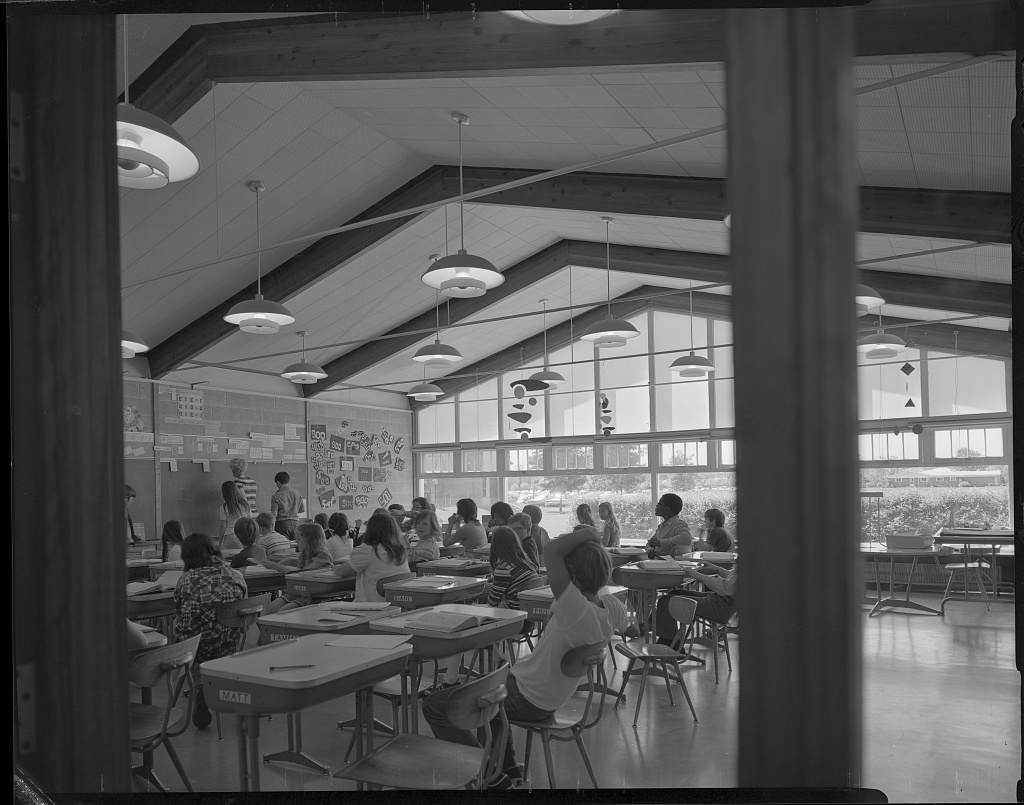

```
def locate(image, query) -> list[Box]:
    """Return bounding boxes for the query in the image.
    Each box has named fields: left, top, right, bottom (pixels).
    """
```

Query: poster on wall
left=340, top=457, right=355, bottom=472
left=378, top=450, right=392, bottom=468
left=338, top=495, right=354, bottom=510
left=329, top=434, right=345, bottom=452
left=345, top=440, right=361, bottom=455
left=394, top=457, right=406, bottom=472
left=318, top=490, right=336, bottom=509
left=358, top=467, right=372, bottom=481
left=377, top=488, right=393, bottom=508
left=355, top=495, right=369, bottom=508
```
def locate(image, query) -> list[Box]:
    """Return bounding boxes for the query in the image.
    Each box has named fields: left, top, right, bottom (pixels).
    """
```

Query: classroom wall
left=122, top=380, right=412, bottom=540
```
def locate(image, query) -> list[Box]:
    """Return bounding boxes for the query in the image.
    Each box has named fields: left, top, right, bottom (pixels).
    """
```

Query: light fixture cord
left=605, top=218, right=612, bottom=315
left=953, top=330, right=960, bottom=417
left=542, top=301, right=549, bottom=367
left=689, top=289, right=695, bottom=351
left=123, top=15, right=130, bottom=104
left=255, top=187, right=262, bottom=295
left=458, top=118, right=465, bottom=251
left=300, top=332, right=306, bottom=362
left=435, top=290, right=441, bottom=340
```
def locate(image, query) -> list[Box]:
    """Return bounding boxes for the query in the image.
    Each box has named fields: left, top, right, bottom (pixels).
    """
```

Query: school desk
left=606, top=546, right=646, bottom=567
left=382, top=575, right=488, bottom=610
left=415, top=557, right=492, bottom=577
left=285, top=569, right=356, bottom=605
left=860, top=543, right=951, bottom=616
left=237, top=565, right=288, bottom=595
left=257, top=604, right=402, bottom=643
left=518, top=584, right=630, bottom=625
left=369, top=603, right=526, bottom=732
left=148, top=560, right=185, bottom=581
left=438, top=544, right=466, bottom=558
left=201, top=633, right=413, bottom=792
left=616, top=562, right=696, bottom=643
left=126, top=588, right=176, bottom=636
left=933, top=528, right=1015, bottom=606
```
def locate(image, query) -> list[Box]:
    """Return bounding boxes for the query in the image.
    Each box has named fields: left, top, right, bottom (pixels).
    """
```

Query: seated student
left=443, top=498, right=487, bottom=551
left=228, top=517, right=267, bottom=569
left=254, top=512, right=293, bottom=559
left=333, top=511, right=410, bottom=602
left=326, top=512, right=354, bottom=562
left=422, top=526, right=628, bottom=789
left=261, top=523, right=334, bottom=614
left=172, top=532, right=248, bottom=728
left=645, top=493, right=693, bottom=559
left=507, top=512, right=540, bottom=567
left=161, top=519, right=186, bottom=562
left=489, top=501, right=514, bottom=536
left=522, top=505, right=551, bottom=555
left=693, top=508, right=734, bottom=553
left=387, top=503, right=408, bottom=531
left=313, top=513, right=330, bottom=533
left=407, top=509, right=443, bottom=564
left=655, top=559, right=738, bottom=647
left=575, top=503, right=597, bottom=530
left=396, top=496, right=430, bottom=532
left=598, top=502, right=621, bottom=548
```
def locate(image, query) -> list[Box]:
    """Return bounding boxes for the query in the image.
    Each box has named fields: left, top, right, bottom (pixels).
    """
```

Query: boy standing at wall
left=270, top=472, right=302, bottom=539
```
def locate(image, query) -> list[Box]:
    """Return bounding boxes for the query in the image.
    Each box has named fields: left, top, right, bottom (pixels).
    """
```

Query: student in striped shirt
left=254, top=512, right=293, bottom=559
left=487, top=526, right=542, bottom=610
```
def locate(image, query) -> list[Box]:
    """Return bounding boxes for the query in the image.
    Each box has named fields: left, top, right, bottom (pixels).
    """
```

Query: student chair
left=335, top=666, right=510, bottom=790
left=690, top=615, right=733, bottom=684
left=507, top=642, right=610, bottom=789
left=940, top=555, right=992, bottom=613
left=614, top=597, right=699, bottom=727
left=213, top=594, right=272, bottom=740
left=128, top=635, right=201, bottom=792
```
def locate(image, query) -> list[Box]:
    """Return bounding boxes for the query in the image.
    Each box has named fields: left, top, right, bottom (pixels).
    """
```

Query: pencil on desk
left=269, top=664, right=315, bottom=671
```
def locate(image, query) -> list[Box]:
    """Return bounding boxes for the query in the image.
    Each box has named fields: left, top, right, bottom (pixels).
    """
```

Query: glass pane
left=720, top=440, right=736, bottom=466
left=602, top=385, right=651, bottom=434
left=856, top=349, right=922, bottom=420
left=927, top=353, right=1007, bottom=415
left=461, top=449, right=497, bottom=473
left=415, top=403, right=455, bottom=446
left=418, top=476, right=501, bottom=522
left=603, top=444, right=649, bottom=469
left=501, top=363, right=545, bottom=440
left=550, top=390, right=596, bottom=437
left=713, top=378, right=735, bottom=429
left=653, top=309, right=708, bottom=386
left=654, top=378, right=710, bottom=432
left=548, top=341, right=595, bottom=392
left=554, top=446, right=594, bottom=470
left=660, top=441, right=709, bottom=467
left=506, top=448, right=545, bottom=472
left=458, top=377, right=499, bottom=443
left=419, top=451, right=454, bottom=474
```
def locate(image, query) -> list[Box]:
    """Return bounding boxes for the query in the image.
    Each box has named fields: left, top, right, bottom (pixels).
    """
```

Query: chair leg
left=541, top=731, right=557, bottom=789
left=215, top=712, right=222, bottom=741
left=972, top=568, right=991, bottom=610
left=573, top=729, right=599, bottom=789
left=711, top=625, right=720, bottom=684
left=632, top=662, right=652, bottom=728
left=523, top=729, right=534, bottom=779
left=614, top=659, right=635, bottom=709
left=670, top=658, right=698, bottom=722
left=659, top=660, right=675, bottom=706
left=163, top=740, right=194, bottom=793
left=722, top=628, right=732, bottom=672
left=943, top=569, right=957, bottom=598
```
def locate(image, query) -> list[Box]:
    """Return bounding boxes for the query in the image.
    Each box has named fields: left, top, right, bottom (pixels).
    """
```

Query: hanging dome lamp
left=281, top=331, right=327, bottom=384
left=580, top=217, right=640, bottom=348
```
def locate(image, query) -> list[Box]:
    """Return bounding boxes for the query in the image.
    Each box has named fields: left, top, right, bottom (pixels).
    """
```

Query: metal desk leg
left=872, top=557, right=940, bottom=616
left=263, top=711, right=331, bottom=774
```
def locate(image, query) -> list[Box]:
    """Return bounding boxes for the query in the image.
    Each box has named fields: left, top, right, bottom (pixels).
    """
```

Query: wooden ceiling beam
left=148, top=165, right=445, bottom=378
left=858, top=316, right=1010, bottom=359
left=452, top=167, right=1010, bottom=244
left=308, top=242, right=570, bottom=397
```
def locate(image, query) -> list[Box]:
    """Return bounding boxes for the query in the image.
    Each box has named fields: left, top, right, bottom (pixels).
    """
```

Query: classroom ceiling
left=117, top=5, right=1013, bottom=401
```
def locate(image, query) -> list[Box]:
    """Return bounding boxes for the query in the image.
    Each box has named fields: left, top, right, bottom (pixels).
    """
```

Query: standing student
left=443, top=498, right=487, bottom=550
left=645, top=493, right=692, bottom=559
left=598, top=501, right=621, bottom=548
left=575, top=503, right=597, bottom=530
left=254, top=512, right=292, bottom=559
left=173, top=532, right=248, bottom=728
left=228, top=457, right=259, bottom=516
left=269, top=471, right=302, bottom=538
left=326, top=512, right=354, bottom=562
left=261, top=523, right=334, bottom=614
left=522, top=505, right=551, bottom=555
left=422, top=526, right=628, bottom=789
left=333, top=511, right=409, bottom=602
left=219, top=481, right=250, bottom=551
left=228, top=517, right=267, bottom=569
left=124, top=485, right=138, bottom=547
left=407, top=510, right=443, bottom=563
left=507, top=512, right=540, bottom=567
left=160, top=519, right=187, bottom=562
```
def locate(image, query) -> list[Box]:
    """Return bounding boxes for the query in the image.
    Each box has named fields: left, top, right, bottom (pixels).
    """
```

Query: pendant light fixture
left=857, top=314, right=906, bottom=360
left=224, top=181, right=295, bottom=334
left=408, top=364, right=444, bottom=402
left=529, top=299, right=566, bottom=390
left=855, top=284, right=885, bottom=316
left=121, top=330, right=149, bottom=358
left=501, top=10, right=618, bottom=25
left=281, top=330, right=327, bottom=384
left=116, top=16, right=199, bottom=188
left=421, top=113, right=504, bottom=298
left=581, top=217, right=640, bottom=348
left=412, top=289, right=464, bottom=368
left=670, top=289, right=715, bottom=377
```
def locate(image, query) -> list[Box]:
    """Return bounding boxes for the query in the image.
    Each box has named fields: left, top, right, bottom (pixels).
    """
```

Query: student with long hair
left=173, top=532, right=247, bottom=728
left=333, top=511, right=409, bottom=602
left=575, top=503, right=597, bottom=530
left=261, top=523, right=333, bottom=614
left=522, top=504, right=550, bottom=555
left=407, top=509, right=443, bottom=563
left=507, top=512, right=540, bottom=567
left=219, top=480, right=250, bottom=550
left=487, top=526, right=542, bottom=610
left=160, top=519, right=187, bottom=562
left=326, top=512, right=354, bottom=562
left=598, top=501, right=621, bottom=548
left=443, top=498, right=487, bottom=550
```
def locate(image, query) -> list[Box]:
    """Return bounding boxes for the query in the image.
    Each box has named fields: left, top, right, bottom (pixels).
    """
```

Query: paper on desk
left=319, top=601, right=390, bottom=611
left=243, top=565, right=279, bottom=576
left=326, top=634, right=412, bottom=649
left=396, top=577, right=459, bottom=588
left=640, top=558, right=681, bottom=570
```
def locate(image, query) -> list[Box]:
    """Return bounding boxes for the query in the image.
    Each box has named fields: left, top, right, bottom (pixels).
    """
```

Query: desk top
left=286, top=568, right=346, bottom=583
left=128, top=625, right=168, bottom=653
left=200, top=632, right=412, bottom=689
left=127, top=587, right=175, bottom=603
left=385, top=575, right=484, bottom=592
left=370, top=603, right=525, bottom=638
left=859, top=543, right=951, bottom=557
left=934, top=529, right=1014, bottom=546
left=258, top=603, right=400, bottom=633
left=518, top=584, right=628, bottom=604
left=126, top=557, right=162, bottom=567
left=416, top=558, right=491, bottom=575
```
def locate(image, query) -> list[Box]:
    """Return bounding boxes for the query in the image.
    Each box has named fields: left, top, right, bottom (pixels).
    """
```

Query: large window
left=858, top=431, right=921, bottom=462
left=419, top=451, right=454, bottom=474
left=462, top=449, right=497, bottom=473
left=603, top=443, right=649, bottom=469
left=548, top=341, right=596, bottom=438
left=416, top=402, right=455, bottom=445
left=927, top=352, right=1007, bottom=415
left=506, top=447, right=545, bottom=473
left=554, top=446, right=594, bottom=470
left=933, top=427, right=1004, bottom=459
left=458, top=378, right=499, bottom=443
left=598, top=313, right=651, bottom=435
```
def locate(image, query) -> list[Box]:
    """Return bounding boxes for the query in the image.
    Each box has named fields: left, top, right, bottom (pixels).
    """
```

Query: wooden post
left=725, top=8, right=863, bottom=787
left=11, top=13, right=131, bottom=791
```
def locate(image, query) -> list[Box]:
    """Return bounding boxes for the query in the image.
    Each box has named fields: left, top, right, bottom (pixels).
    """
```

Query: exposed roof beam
left=147, top=165, right=445, bottom=378
left=856, top=315, right=1010, bottom=358
left=308, top=242, right=570, bottom=397
left=452, top=167, right=1010, bottom=244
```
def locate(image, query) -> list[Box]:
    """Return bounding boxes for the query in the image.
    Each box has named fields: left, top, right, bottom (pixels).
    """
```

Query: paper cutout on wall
left=371, top=434, right=382, bottom=449
left=394, top=457, right=406, bottom=472
left=358, top=467, right=373, bottom=481
left=309, top=424, right=327, bottom=443
left=338, top=495, right=354, bottom=510
left=335, top=474, right=355, bottom=493
left=345, top=440, right=361, bottom=455
left=315, top=469, right=331, bottom=487
left=354, top=495, right=369, bottom=508
left=318, top=490, right=336, bottom=509
left=339, top=457, right=354, bottom=472
left=329, top=435, right=344, bottom=452
left=364, top=450, right=376, bottom=462
left=350, top=430, right=364, bottom=437
left=381, top=428, right=390, bottom=442
left=373, top=468, right=388, bottom=482
left=378, top=451, right=392, bottom=467
left=394, top=437, right=405, bottom=455
left=377, top=488, right=393, bottom=508
left=360, top=434, right=372, bottom=451
left=362, top=484, right=374, bottom=493
left=340, top=421, right=349, bottom=429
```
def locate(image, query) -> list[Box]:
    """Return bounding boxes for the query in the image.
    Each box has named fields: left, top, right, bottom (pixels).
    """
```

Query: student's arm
left=442, top=519, right=461, bottom=547
left=334, top=545, right=366, bottom=578
left=270, top=495, right=280, bottom=520
left=259, top=555, right=299, bottom=572
left=333, top=561, right=356, bottom=579
left=544, top=526, right=602, bottom=600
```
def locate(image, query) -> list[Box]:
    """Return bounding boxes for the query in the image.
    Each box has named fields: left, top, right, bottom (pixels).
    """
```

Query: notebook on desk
left=640, top=558, right=681, bottom=570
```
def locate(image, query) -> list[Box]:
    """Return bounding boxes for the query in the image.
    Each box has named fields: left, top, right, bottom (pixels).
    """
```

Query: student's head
left=181, top=533, right=219, bottom=570
left=576, top=503, right=596, bottom=528
left=228, top=458, right=247, bottom=478
left=599, top=501, right=619, bottom=524
left=274, top=471, right=290, bottom=487
left=705, top=508, right=725, bottom=529
left=489, top=525, right=530, bottom=569
left=222, top=480, right=249, bottom=518
left=124, top=484, right=137, bottom=506
left=328, top=512, right=349, bottom=537
left=314, top=513, right=329, bottom=531
left=362, top=512, right=407, bottom=565
left=255, top=512, right=275, bottom=533
left=522, top=505, right=543, bottom=527
left=413, top=509, right=442, bottom=541
left=296, top=523, right=328, bottom=563
left=456, top=498, right=478, bottom=523
left=233, top=517, right=259, bottom=547
left=490, top=501, right=514, bottom=526
left=564, top=540, right=612, bottom=595
left=507, top=512, right=532, bottom=544
left=655, top=493, right=683, bottom=520
left=161, top=520, right=186, bottom=560
left=411, top=497, right=429, bottom=512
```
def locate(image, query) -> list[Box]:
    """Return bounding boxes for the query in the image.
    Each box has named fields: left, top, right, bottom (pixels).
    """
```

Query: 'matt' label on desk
left=270, top=633, right=293, bottom=642
left=219, top=690, right=251, bottom=705
left=392, top=594, right=414, bottom=603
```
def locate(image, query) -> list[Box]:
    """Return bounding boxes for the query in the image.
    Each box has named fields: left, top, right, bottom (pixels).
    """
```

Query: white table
left=382, top=574, right=487, bottom=610
left=860, top=543, right=951, bottom=616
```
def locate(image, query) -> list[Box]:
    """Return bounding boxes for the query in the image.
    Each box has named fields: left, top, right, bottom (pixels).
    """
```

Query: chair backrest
left=217, top=593, right=273, bottom=652
left=667, top=596, right=699, bottom=652
left=127, top=634, right=201, bottom=745
left=375, top=571, right=416, bottom=597
left=439, top=544, right=466, bottom=557
left=559, top=641, right=609, bottom=730
left=446, top=665, right=511, bottom=788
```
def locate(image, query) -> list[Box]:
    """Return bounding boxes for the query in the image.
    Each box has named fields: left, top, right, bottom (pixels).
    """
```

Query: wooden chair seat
left=339, top=733, right=489, bottom=790
left=129, top=704, right=189, bottom=743
left=615, top=640, right=688, bottom=661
